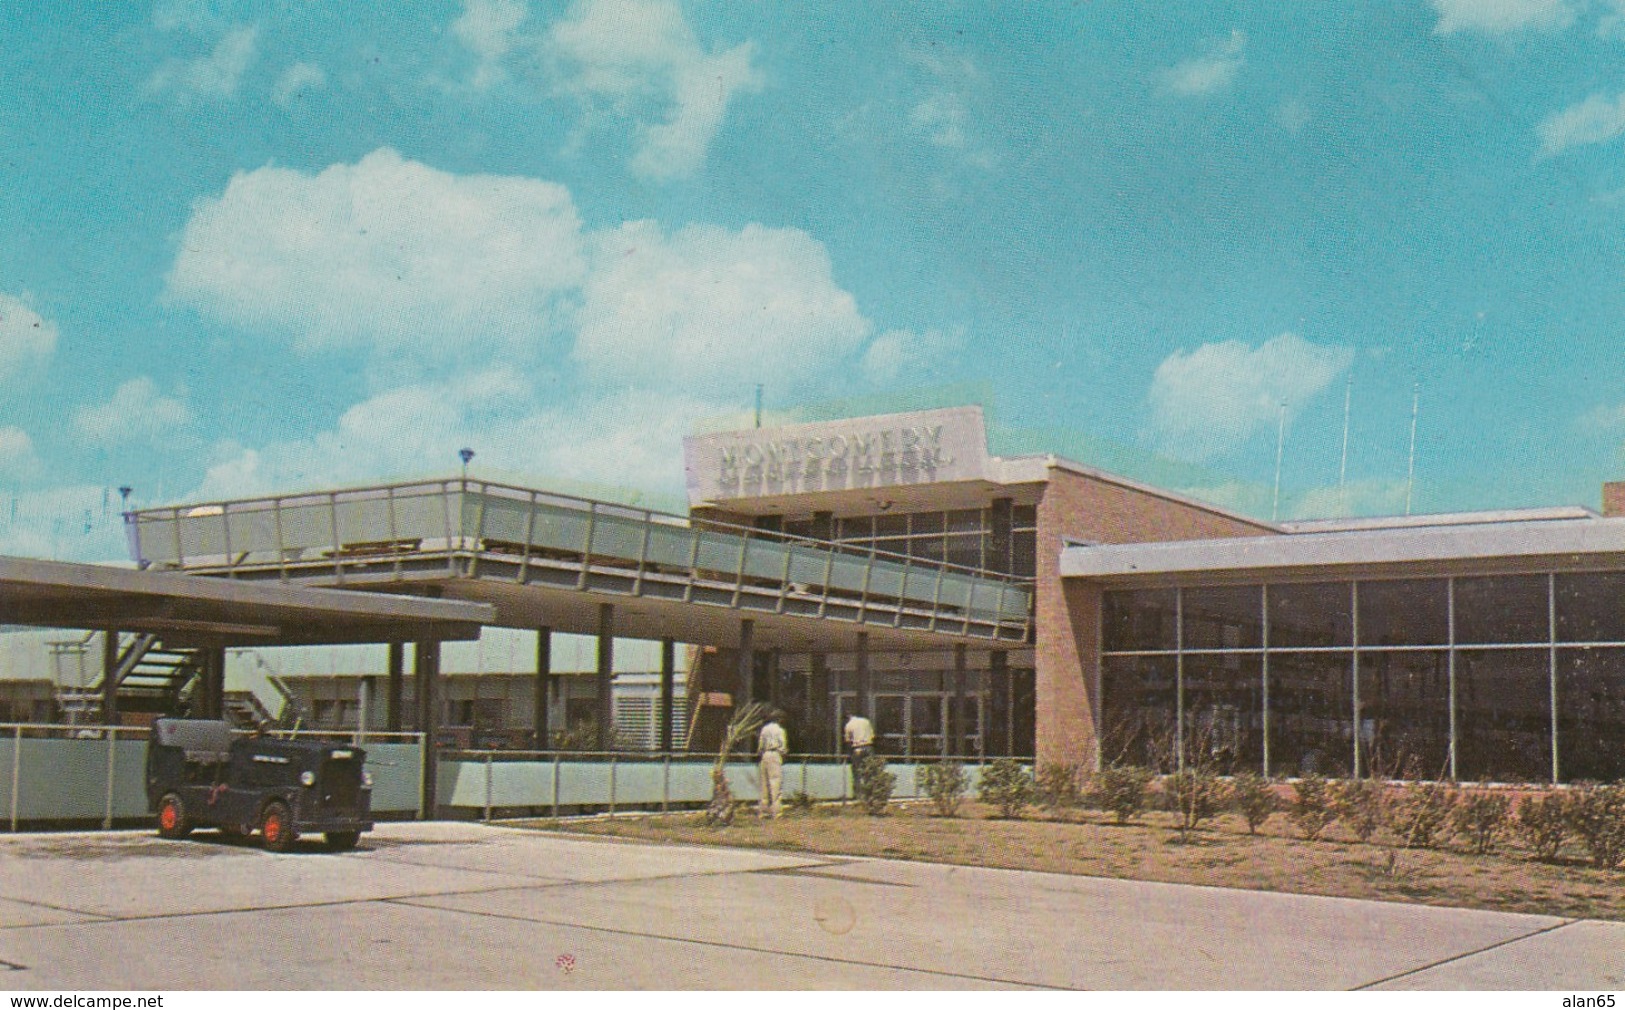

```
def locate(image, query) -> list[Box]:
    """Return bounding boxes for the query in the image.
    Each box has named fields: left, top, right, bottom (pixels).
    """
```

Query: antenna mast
left=1338, top=377, right=1352, bottom=517
left=1405, top=383, right=1419, bottom=516
left=1272, top=401, right=1287, bottom=522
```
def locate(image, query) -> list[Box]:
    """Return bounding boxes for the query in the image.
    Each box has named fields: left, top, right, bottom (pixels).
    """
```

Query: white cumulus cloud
left=272, top=62, right=327, bottom=106
left=547, top=0, right=762, bottom=179
left=1537, top=91, right=1625, bottom=158
left=1161, top=30, right=1245, bottom=97
left=165, top=148, right=587, bottom=363
left=0, top=293, right=57, bottom=382
left=1148, top=332, right=1354, bottom=460
left=71, top=377, right=193, bottom=446
left=1431, top=0, right=1575, bottom=33
left=145, top=24, right=259, bottom=102
left=861, top=327, right=966, bottom=385
left=452, top=0, right=529, bottom=89
left=0, top=426, right=35, bottom=478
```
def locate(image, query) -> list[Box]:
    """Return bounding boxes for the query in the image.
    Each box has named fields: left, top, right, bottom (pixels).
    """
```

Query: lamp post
left=459, top=448, right=474, bottom=484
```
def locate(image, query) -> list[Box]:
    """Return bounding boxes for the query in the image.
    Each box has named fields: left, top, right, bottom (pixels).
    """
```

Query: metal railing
left=126, top=479, right=1035, bottom=641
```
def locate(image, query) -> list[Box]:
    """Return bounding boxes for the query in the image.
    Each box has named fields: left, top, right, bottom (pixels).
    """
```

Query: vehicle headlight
left=299, top=770, right=316, bottom=787
left=362, top=771, right=374, bottom=789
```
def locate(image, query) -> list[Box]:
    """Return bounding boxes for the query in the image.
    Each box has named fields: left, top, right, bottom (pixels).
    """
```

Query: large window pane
left=1102, top=589, right=1177, bottom=652
left=1182, top=654, right=1263, bottom=774
left=1182, top=586, right=1263, bottom=651
left=1100, top=655, right=1176, bottom=768
left=1357, top=651, right=1451, bottom=779
left=1267, top=583, right=1352, bottom=648
left=1268, top=651, right=1354, bottom=777
left=1557, top=647, right=1625, bottom=782
left=1358, top=579, right=1448, bottom=646
left=1455, top=574, right=1549, bottom=645
left=1556, top=573, right=1625, bottom=643
left=1457, top=649, right=1552, bottom=783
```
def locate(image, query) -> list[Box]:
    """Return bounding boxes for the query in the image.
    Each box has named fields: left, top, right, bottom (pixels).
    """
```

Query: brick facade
left=1034, top=467, right=1274, bottom=768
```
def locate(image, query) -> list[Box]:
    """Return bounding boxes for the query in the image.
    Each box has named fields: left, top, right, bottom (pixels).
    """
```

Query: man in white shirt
left=757, top=711, right=789, bottom=819
left=844, top=712, right=875, bottom=794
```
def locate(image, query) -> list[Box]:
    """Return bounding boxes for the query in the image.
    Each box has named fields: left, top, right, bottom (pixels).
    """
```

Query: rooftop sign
left=683, top=406, right=993, bottom=504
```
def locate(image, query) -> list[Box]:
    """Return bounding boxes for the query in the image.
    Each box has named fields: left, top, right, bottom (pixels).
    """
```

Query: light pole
left=459, top=448, right=474, bottom=484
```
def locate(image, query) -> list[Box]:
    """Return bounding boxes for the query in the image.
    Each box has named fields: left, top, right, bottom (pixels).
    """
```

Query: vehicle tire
left=323, top=831, right=360, bottom=852
left=157, top=793, right=192, bottom=840
left=260, top=801, right=297, bottom=853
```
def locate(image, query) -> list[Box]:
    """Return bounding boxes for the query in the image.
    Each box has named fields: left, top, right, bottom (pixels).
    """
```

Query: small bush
left=1165, top=768, right=1226, bottom=834
left=1036, top=762, right=1084, bottom=810
left=1332, top=778, right=1387, bottom=843
left=1092, top=764, right=1154, bottom=825
left=1452, top=789, right=1512, bottom=855
left=979, top=759, right=1038, bottom=819
left=854, top=755, right=895, bottom=816
left=1390, top=780, right=1458, bottom=849
left=1289, top=773, right=1337, bottom=841
left=1566, top=783, right=1625, bottom=870
left=1230, top=773, right=1278, bottom=835
left=1515, top=791, right=1570, bottom=862
left=917, top=761, right=969, bottom=818
left=785, top=790, right=816, bottom=814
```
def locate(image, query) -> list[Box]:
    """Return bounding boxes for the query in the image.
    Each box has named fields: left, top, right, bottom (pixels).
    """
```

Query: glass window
left=1011, top=530, right=1036, bottom=578
left=1357, top=651, right=1450, bottom=779
left=874, top=514, right=909, bottom=537
left=783, top=520, right=815, bottom=540
left=837, top=516, right=872, bottom=540
left=910, top=511, right=944, bottom=535
left=1454, top=574, right=1549, bottom=645
left=1266, top=583, right=1352, bottom=648
left=873, top=695, right=906, bottom=755
left=1182, top=585, right=1263, bottom=651
left=1102, top=588, right=1177, bottom=652
left=910, top=694, right=943, bottom=757
left=1457, top=649, right=1552, bottom=783
left=1557, top=647, right=1625, bottom=782
left=1556, top=572, right=1625, bottom=643
left=1358, top=579, right=1449, bottom=647
left=1182, top=654, right=1262, bottom=774
left=947, top=509, right=984, bottom=533
left=1011, top=503, right=1038, bottom=529
left=1100, top=655, right=1177, bottom=769
left=1267, top=651, right=1353, bottom=778
left=910, top=536, right=944, bottom=562
left=945, top=534, right=983, bottom=569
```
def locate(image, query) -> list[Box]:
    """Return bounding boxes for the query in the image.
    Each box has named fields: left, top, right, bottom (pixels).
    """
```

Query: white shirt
left=758, top=721, right=788, bottom=755
left=844, top=715, right=874, bottom=748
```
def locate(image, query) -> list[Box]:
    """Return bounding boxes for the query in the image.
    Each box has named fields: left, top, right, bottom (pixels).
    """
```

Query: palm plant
left=706, top=701, right=769, bottom=827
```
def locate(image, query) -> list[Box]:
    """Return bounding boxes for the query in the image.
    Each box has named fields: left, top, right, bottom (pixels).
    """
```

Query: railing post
left=416, top=733, right=427, bottom=821
left=103, top=728, right=117, bottom=830
left=273, top=496, right=287, bottom=582
left=11, top=726, right=21, bottom=832
left=609, top=753, right=617, bottom=815
left=552, top=753, right=561, bottom=819
left=518, top=490, right=538, bottom=584
left=577, top=503, right=598, bottom=590
left=483, top=753, right=493, bottom=823
left=662, top=753, right=670, bottom=813
left=329, top=491, right=343, bottom=584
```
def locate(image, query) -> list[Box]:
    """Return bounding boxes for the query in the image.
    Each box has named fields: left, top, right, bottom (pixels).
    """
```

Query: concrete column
left=534, top=627, right=552, bottom=750
left=810, top=652, right=830, bottom=753
left=990, top=649, right=1010, bottom=756
left=596, top=604, right=614, bottom=750
left=736, top=618, right=755, bottom=707
left=198, top=646, right=226, bottom=721
left=767, top=648, right=782, bottom=709
left=855, top=631, right=871, bottom=719
left=659, top=637, right=675, bottom=753
left=101, top=631, right=119, bottom=726
left=415, top=640, right=441, bottom=816
left=386, top=642, right=404, bottom=732
left=951, top=643, right=968, bottom=757
left=989, top=497, right=1013, bottom=573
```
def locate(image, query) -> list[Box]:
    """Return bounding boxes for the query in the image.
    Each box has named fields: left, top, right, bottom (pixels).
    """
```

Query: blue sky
left=3, top=0, right=1625, bottom=560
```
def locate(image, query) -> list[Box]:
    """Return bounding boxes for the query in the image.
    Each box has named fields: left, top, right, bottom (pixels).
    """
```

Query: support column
left=855, top=631, right=871, bottom=719
left=534, top=627, right=552, bottom=750
left=767, top=648, right=782, bottom=709
left=810, top=652, right=830, bottom=753
left=659, top=637, right=675, bottom=753
left=596, top=604, right=614, bottom=751
left=951, top=643, right=967, bottom=757
left=990, top=648, right=1010, bottom=756
left=989, top=497, right=1013, bottom=573
left=415, top=640, right=441, bottom=816
left=101, top=631, right=119, bottom=726
left=386, top=642, right=404, bottom=733
left=198, top=646, right=226, bottom=721
left=736, top=618, right=755, bottom=708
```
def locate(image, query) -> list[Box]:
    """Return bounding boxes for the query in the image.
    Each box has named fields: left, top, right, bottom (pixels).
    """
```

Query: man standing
left=757, top=710, right=789, bottom=819
left=844, top=711, right=875, bottom=793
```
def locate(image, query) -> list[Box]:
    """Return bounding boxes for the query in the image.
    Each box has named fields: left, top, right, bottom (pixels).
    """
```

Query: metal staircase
left=55, top=633, right=204, bottom=721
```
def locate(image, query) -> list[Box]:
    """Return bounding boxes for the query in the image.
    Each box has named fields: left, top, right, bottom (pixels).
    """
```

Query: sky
left=3, top=0, right=1625, bottom=561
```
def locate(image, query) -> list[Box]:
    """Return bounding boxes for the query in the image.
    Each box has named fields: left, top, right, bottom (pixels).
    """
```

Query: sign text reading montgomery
left=717, top=423, right=953, bottom=489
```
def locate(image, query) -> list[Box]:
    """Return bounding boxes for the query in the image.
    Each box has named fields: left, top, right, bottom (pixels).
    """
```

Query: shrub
left=917, top=761, right=969, bottom=818
left=1289, top=773, right=1337, bottom=841
left=854, top=754, right=896, bottom=816
left=1566, top=783, right=1625, bottom=870
left=1036, top=762, right=1084, bottom=810
left=1092, top=764, right=1154, bottom=825
left=1515, top=791, right=1570, bottom=862
left=1332, top=778, right=1387, bottom=843
left=1389, top=780, right=1458, bottom=849
left=785, top=790, right=816, bottom=815
left=979, top=759, right=1038, bottom=819
left=1230, top=773, right=1277, bottom=835
left=1166, top=768, right=1225, bottom=835
left=1451, top=789, right=1512, bottom=855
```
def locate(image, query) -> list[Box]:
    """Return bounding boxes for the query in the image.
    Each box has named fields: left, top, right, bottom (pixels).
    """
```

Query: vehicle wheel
left=157, top=793, right=192, bottom=840
left=260, top=801, right=297, bottom=853
left=323, top=831, right=360, bottom=852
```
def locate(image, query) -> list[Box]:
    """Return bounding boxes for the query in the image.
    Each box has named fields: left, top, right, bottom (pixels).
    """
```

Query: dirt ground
left=519, top=799, right=1625, bottom=922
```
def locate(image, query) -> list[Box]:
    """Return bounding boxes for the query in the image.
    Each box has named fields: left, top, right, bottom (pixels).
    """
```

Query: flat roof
left=0, top=555, right=493, bottom=646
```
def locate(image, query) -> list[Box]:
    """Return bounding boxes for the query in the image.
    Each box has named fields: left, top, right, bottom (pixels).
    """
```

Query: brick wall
left=1034, top=467, right=1275, bottom=768
left=1604, top=482, right=1625, bottom=517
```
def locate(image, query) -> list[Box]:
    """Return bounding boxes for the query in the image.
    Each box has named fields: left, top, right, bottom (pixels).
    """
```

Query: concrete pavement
left=0, top=821, right=1621, bottom=989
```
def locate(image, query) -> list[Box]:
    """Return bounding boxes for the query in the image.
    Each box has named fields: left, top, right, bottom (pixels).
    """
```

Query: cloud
left=1160, top=30, right=1245, bottom=97
left=272, top=62, right=326, bottom=106
left=905, top=49, right=998, bottom=169
left=1275, top=99, right=1312, bottom=133
left=0, top=483, right=131, bottom=562
left=451, top=0, right=529, bottom=89
left=71, top=377, right=193, bottom=446
left=860, top=327, right=966, bottom=384
left=1537, top=91, right=1625, bottom=158
left=1148, top=332, right=1354, bottom=460
left=0, top=426, right=35, bottom=478
left=145, top=24, right=259, bottom=102
left=0, top=293, right=57, bottom=382
left=547, top=0, right=762, bottom=179
left=1291, top=478, right=1410, bottom=521
left=165, top=148, right=586, bottom=364
left=1431, top=0, right=1575, bottom=33
left=572, top=220, right=871, bottom=388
